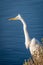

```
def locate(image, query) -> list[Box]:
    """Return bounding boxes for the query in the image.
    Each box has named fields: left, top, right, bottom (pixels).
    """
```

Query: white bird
left=8, top=14, right=43, bottom=63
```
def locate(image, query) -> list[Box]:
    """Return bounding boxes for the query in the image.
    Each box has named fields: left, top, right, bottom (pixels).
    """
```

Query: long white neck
left=20, top=18, right=30, bottom=49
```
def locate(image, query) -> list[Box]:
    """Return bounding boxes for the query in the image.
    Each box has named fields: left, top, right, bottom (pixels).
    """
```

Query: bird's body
left=8, top=14, right=43, bottom=64
left=30, top=38, right=40, bottom=55
left=30, top=38, right=43, bottom=62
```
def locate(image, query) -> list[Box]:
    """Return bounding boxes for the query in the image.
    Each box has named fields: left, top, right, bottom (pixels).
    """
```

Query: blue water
left=0, top=0, right=43, bottom=65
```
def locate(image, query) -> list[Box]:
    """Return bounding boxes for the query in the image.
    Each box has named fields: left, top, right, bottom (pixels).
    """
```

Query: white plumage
left=8, top=14, right=43, bottom=63
left=30, top=38, right=40, bottom=55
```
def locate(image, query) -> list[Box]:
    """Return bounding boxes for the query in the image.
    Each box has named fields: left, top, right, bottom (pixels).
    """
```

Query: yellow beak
left=8, top=17, right=16, bottom=20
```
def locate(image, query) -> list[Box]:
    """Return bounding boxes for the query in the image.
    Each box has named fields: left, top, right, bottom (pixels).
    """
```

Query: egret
left=8, top=14, right=43, bottom=63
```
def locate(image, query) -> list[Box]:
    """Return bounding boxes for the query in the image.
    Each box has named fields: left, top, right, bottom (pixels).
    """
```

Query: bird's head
left=8, top=14, right=22, bottom=21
